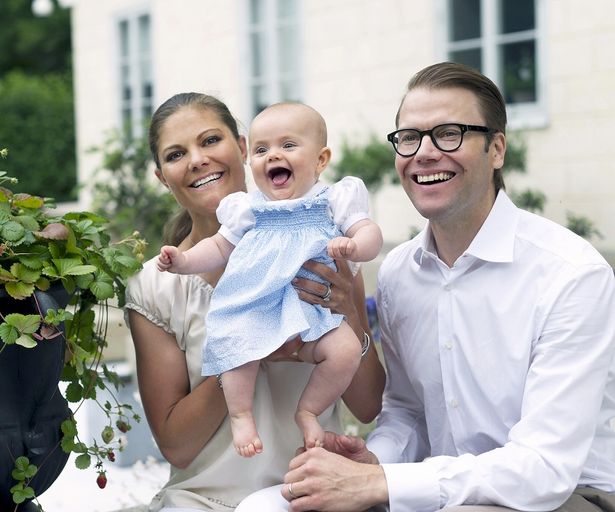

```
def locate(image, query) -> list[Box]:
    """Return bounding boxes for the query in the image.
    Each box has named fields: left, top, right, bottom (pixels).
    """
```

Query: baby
left=157, top=102, right=383, bottom=457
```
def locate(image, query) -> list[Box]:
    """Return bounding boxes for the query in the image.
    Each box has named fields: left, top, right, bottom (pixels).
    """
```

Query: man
left=238, top=62, right=615, bottom=512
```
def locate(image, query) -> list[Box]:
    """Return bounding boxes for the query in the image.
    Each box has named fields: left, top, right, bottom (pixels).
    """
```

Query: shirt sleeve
left=375, top=262, right=615, bottom=512
left=216, top=191, right=255, bottom=245
left=327, top=176, right=370, bottom=234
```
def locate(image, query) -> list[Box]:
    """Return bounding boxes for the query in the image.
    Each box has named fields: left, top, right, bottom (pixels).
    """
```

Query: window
left=246, top=0, right=302, bottom=118
left=443, top=0, right=546, bottom=128
left=118, top=12, right=153, bottom=139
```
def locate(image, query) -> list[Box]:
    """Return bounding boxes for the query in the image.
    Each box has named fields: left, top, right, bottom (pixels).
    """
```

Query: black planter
left=0, top=286, right=72, bottom=510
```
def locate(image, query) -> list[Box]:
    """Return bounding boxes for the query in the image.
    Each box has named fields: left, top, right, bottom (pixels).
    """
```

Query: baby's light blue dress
left=201, top=177, right=369, bottom=376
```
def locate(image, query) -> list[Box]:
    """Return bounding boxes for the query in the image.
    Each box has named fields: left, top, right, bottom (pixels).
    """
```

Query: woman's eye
left=203, top=135, right=221, bottom=146
left=166, top=151, right=183, bottom=162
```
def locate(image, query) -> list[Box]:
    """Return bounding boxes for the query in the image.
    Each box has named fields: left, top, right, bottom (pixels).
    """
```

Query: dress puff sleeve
left=328, top=176, right=371, bottom=234
left=216, top=191, right=255, bottom=246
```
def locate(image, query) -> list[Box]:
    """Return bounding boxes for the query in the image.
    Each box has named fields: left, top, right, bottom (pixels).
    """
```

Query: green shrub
left=0, top=71, right=76, bottom=202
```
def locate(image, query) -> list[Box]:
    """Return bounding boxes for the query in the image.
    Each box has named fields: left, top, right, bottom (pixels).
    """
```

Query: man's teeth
left=416, top=172, right=454, bottom=184
left=191, top=173, right=222, bottom=187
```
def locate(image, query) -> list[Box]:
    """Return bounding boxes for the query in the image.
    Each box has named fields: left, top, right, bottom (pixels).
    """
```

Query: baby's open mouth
left=268, top=167, right=292, bottom=186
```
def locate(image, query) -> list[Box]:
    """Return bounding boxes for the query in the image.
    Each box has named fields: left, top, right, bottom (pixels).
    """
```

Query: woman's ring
left=322, top=285, right=332, bottom=302
left=288, top=482, right=297, bottom=499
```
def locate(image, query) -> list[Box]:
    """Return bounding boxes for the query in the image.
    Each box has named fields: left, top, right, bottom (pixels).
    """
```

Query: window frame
left=240, top=0, right=304, bottom=120
left=115, top=7, right=154, bottom=140
left=437, top=0, right=548, bottom=130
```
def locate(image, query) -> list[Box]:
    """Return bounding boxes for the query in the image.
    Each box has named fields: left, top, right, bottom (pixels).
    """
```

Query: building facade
left=71, top=0, right=615, bottom=265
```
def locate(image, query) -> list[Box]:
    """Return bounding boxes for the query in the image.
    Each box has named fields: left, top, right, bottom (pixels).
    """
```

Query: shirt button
left=444, top=342, right=453, bottom=350
left=444, top=284, right=451, bottom=291
left=449, top=398, right=459, bottom=408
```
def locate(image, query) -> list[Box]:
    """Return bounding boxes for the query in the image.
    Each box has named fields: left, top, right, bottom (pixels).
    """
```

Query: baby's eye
left=282, top=141, right=296, bottom=149
left=253, top=146, right=268, bottom=155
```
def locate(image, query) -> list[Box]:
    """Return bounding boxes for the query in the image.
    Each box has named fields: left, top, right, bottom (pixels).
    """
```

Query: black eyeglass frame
left=387, top=123, right=494, bottom=157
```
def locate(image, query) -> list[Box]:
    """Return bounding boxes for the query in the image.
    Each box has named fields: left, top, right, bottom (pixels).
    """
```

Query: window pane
left=278, top=0, right=298, bottom=19
left=250, top=32, right=264, bottom=77
left=119, top=20, right=129, bottom=57
left=277, top=24, right=297, bottom=74
left=252, top=85, right=268, bottom=117
left=450, top=48, right=482, bottom=72
left=500, top=0, right=534, bottom=34
left=138, top=15, right=150, bottom=53
left=449, top=0, right=481, bottom=41
left=250, top=0, right=264, bottom=24
left=500, top=40, right=536, bottom=103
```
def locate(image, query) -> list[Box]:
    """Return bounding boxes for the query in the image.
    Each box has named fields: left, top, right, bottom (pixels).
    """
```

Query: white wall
left=72, top=0, right=615, bottom=264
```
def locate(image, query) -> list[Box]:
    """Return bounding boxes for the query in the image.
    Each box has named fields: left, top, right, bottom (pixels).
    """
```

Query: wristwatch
left=361, top=331, right=371, bottom=358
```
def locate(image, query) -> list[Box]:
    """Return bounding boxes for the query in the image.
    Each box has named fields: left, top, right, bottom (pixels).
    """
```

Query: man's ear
left=491, top=132, right=506, bottom=170
left=315, top=146, right=332, bottom=176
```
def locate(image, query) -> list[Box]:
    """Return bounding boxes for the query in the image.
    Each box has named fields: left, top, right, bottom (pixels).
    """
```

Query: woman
left=124, top=92, right=385, bottom=511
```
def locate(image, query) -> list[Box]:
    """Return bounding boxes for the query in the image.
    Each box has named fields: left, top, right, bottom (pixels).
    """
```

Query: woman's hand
left=292, top=259, right=357, bottom=323
left=293, top=259, right=386, bottom=423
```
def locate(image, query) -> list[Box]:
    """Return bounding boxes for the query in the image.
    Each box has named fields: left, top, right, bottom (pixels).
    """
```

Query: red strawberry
left=107, top=450, right=115, bottom=462
left=96, top=472, right=107, bottom=489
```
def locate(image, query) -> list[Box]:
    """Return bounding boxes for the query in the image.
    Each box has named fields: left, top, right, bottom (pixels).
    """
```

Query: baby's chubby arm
left=156, top=233, right=235, bottom=274
left=327, top=219, right=383, bottom=262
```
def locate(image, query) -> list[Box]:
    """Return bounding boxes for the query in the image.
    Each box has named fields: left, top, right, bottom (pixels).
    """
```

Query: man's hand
left=282, top=446, right=387, bottom=511
left=295, top=431, right=378, bottom=464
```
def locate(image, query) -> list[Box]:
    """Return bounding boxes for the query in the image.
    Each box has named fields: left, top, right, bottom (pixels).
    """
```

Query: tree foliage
left=0, top=0, right=75, bottom=202
left=89, top=131, right=178, bottom=259
left=0, top=71, right=76, bottom=201
left=0, top=0, right=72, bottom=77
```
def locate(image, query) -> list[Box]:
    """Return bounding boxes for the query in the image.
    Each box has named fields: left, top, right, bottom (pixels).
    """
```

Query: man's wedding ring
left=288, top=482, right=297, bottom=499
left=322, top=285, right=332, bottom=302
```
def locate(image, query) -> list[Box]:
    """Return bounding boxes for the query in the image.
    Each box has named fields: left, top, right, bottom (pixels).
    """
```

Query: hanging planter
left=0, top=149, right=146, bottom=510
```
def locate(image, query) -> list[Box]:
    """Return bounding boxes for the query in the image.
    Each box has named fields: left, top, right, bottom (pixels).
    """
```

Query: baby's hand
left=327, top=236, right=358, bottom=260
left=157, top=245, right=183, bottom=273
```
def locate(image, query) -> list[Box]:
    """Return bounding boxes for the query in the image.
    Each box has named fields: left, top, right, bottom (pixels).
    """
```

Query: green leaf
left=90, top=279, right=114, bottom=300
left=74, top=453, right=91, bottom=470
left=65, top=264, right=97, bottom=276
left=11, top=262, right=41, bottom=284
left=60, top=435, right=75, bottom=453
left=0, top=267, right=17, bottom=282
left=14, top=214, right=40, bottom=231
left=1, top=220, right=26, bottom=241
left=15, top=334, right=37, bottom=348
left=61, top=418, right=78, bottom=437
left=65, top=381, right=84, bottom=402
left=4, top=313, right=41, bottom=334
left=18, top=256, right=44, bottom=270
left=0, top=323, right=19, bottom=344
left=13, top=193, right=45, bottom=209
left=4, top=281, right=35, bottom=299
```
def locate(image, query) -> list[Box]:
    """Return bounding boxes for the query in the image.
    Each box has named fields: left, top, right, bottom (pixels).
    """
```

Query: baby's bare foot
left=230, top=413, right=263, bottom=457
left=295, top=409, right=325, bottom=449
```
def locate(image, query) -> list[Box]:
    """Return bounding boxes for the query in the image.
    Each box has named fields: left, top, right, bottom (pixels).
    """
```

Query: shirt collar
left=412, top=191, right=519, bottom=265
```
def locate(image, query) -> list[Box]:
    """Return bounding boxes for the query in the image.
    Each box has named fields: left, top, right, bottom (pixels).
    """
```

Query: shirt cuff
left=381, top=462, right=440, bottom=512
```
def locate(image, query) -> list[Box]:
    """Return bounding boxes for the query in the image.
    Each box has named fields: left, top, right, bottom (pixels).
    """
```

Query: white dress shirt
left=368, top=191, right=615, bottom=512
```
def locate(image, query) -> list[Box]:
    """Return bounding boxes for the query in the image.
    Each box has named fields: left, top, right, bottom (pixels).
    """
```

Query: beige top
left=124, top=258, right=342, bottom=511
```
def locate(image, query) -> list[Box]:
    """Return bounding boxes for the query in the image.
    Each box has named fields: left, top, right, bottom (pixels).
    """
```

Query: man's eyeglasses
left=387, top=123, right=493, bottom=157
